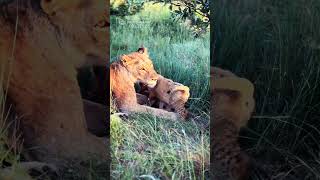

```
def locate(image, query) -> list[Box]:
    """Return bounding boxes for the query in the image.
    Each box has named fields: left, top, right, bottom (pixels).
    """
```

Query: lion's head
left=169, top=84, right=190, bottom=104
left=119, top=47, right=158, bottom=88
left=212, top=77, right=255, bottom=129
left=40, top=0, right=109, bottom=67
left=152, top=75, right=190, bottom=104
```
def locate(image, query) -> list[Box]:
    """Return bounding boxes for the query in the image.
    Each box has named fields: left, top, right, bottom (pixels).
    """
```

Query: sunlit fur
left=148, top=75, right=190, bottom=120
left=111, top=47, right=180, bottom=120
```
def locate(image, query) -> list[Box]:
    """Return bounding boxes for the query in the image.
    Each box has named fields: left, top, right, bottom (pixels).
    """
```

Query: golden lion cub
left=147, top=75, right=190, bottom=120
left=211, top=67, right=255, bottom=180
left=111, top=47, right=179, bottom=120
left=0, top=0, right=109, bottom=164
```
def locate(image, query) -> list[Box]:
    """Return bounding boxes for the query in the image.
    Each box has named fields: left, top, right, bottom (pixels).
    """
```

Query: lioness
left=0, top=0, right=109, bottom=164
left=111, top=47, right=179, bottom=120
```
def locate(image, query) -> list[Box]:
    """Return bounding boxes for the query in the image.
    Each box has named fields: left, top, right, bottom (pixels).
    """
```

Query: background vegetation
left=111, top=0, right=210, bottom=36
left=214, top=0, right=320, bottom=179
left=110, top=1, right=210, bottom=179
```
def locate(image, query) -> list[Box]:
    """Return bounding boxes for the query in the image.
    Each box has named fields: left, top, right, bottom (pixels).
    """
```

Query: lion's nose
left=152, top=77, right=158, bottom=81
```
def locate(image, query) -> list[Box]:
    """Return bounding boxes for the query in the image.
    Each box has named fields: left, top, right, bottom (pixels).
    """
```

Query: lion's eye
left=140, top=67, right=146, bottom=71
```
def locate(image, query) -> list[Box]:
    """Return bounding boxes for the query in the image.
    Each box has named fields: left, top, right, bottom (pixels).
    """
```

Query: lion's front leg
left=121, top=104, right=179, bottom=121
left=115, top=89, right=179, bottom=121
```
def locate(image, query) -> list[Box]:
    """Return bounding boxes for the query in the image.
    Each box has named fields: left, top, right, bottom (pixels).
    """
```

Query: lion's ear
left=40, top=0, right=81, bottom=16
left=137, top=46, right=149, bottom=56
left=171, top=86, right=190, bottom=101
left=172, top=86, right=189, bottom=95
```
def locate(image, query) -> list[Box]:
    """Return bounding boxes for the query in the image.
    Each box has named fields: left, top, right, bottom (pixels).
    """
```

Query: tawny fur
left=148, top=75, right=190, bottom=120
left=211, top=66, right=255, bottom=180
left=0, top=0, right=109, bottom=164
left=110, top=47, right=179, bottom=120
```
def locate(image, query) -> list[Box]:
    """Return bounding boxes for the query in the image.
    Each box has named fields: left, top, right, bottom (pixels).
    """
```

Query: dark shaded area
left=77, top=66, right=110, bottom=137
left=77, top=66, right=109, bottom=106
left=213, top=0, right=320, bottom=179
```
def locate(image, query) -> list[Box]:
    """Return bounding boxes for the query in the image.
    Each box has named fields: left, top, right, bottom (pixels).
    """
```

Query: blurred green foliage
left=111, top=0, right=145, bottom=16
left=111, top=0, right=210, bottom=37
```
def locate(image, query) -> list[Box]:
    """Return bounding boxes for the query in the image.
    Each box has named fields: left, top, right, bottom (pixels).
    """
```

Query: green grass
left=111, top=114, right=209, bottom=179
left=110, top=2, right=210, bottom=179
left=0, top=17, right=31, bottom=178
left=214, top=0, right=320, bottom=179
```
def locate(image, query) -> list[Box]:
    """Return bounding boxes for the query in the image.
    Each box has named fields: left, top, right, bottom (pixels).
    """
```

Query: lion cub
left=211, top=67, right=255, bottom=180
left=138, top=75, right=190, bottom=120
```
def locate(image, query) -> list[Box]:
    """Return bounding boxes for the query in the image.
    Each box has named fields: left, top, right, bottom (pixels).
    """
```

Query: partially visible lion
left=0, top=0, right=109, bottom=164
left=110, top=47, right=179, bottom=120
left=211, top=67, right=255, bottom=180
